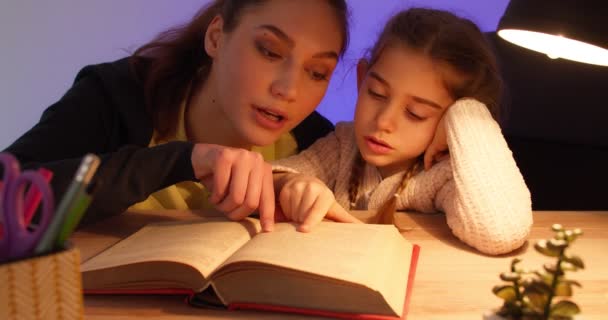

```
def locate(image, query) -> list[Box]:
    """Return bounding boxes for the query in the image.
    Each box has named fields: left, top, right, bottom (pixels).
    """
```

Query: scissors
left=0, top=152, right=55, bottom=262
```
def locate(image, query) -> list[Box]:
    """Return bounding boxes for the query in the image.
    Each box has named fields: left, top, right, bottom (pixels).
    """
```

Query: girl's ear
left=356, top=59, right=369, bottom=90
left=204, top=15, right=224, bottom=58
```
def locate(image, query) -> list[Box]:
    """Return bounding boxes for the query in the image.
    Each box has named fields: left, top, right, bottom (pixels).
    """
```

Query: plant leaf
left=500, top=272, right=521, bottom=282
left=547, top=239, right=568, bottom=250
left=523, top=286, right=548, bottom=310
left=511, top=258, right=522, bottom=272
left=564, top=255, right=585, bottom=269
left=554, top=281, right=573, bottom=296
left=534, top=271, right=554, bottom=286
left=527, top=280, right=552, bottom=294
left=493, top=285, right=518, bottom=302
left=535, top=240, right=560, bottom=257
left=562, top=279, right=582, bottom=288
left=550, top=300, right=581, bottom=317
left=560, top=261, right=578, bottom=272
left=522, top=306, right=544, bottom=317
left=544, top=263, right=564, bottom=276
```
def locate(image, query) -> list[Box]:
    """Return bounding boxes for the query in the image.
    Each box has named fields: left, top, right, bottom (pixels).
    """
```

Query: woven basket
left=0, top=246, right=84, bottom=320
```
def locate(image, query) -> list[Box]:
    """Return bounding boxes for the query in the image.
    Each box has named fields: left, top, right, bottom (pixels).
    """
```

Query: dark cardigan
left=4, top=58, right=334, bottom=224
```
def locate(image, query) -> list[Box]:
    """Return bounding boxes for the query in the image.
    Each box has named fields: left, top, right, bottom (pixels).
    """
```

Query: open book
left=81, top=217, right=420, bottom=320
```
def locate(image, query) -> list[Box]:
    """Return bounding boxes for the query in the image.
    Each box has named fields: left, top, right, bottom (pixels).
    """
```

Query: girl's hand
left=277, top=174, right=362, bottom=232
left=191, top=144, right=275, bottom=232
left=424, top=115, right=449, bottom=170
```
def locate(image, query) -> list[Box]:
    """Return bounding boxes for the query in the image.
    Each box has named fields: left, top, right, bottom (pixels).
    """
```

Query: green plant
left=492, top=224, right=584, bottom=320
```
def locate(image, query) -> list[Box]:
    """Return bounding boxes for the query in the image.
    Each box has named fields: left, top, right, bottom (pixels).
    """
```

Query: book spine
left=83, top=288, right=194, bottom=295
left=228, top=303, right=403, bottom=320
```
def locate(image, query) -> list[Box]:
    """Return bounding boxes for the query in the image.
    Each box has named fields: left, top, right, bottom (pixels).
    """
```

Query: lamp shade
left=497, top=0, right=608, bottom=66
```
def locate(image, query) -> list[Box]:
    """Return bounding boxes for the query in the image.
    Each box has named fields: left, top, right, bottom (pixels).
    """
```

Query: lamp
left=497, top=0, right=608, bottom=66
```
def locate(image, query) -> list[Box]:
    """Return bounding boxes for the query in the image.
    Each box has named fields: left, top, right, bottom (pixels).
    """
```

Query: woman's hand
left=191, top=144, right=275, bottom=232
left=276, top=173, right=362, bottom=232
left=424, top=115, right=449, bottom=170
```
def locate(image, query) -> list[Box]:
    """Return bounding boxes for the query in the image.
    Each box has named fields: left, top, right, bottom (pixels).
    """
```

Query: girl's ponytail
left=374, top=161, right=421, bottom=225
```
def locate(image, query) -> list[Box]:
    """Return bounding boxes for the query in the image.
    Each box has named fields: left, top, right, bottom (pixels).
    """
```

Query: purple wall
left=318, top=0, right=509, bottom=123
left=0, top=0, right=509, bottom=149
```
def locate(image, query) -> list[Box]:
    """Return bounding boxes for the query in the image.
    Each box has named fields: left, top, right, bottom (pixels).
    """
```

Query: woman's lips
left=364, top=136, right=393, bottom=155
left=252, top=105, right=288, bottom=130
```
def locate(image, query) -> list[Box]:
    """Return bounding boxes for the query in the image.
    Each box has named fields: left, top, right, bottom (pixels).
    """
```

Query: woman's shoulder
left=74, top=57, right=141, bottom=90
left=69, top=57, right=152, bottom=145
left=75, top=57, right=147, bottom=108
left=291, top=111, right=335, bottom=151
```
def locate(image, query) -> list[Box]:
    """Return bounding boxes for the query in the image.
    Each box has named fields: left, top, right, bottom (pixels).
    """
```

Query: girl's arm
left=400, top=99, right=533, bottom=255
left=273, top=172, right=359, bottom=231
left=272, top=123, right=346, bottom=188
left=271, top=124, right=360, bottom=229
left=439, top=99, right=532, bottom=255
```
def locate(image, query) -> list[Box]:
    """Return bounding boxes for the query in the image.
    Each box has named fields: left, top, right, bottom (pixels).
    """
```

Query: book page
left=81, top=217, right=261, bottom=279
left=218, top=221, right=412, bottom=314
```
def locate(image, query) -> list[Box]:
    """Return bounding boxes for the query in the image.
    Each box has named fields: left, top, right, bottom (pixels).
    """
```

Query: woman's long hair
left=130, top=0, right=350, bottom=142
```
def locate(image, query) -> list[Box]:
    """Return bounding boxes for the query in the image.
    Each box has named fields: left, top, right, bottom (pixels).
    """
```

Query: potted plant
left=484, top=224, right=584, bottom=320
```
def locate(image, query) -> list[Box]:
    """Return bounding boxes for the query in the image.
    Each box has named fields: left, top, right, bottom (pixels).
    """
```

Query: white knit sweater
left=273, top=99, right=533, bottom=255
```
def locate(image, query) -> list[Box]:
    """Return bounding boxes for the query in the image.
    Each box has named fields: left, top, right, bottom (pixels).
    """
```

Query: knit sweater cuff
left=271, top=164, right=301, bottom=174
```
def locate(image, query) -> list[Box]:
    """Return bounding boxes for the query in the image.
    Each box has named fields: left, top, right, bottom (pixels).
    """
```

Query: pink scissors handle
left=23, top=167, right=53, bottom=225
left=0, top=152, right=20, bottom=254
left=1, top=171, right=55, bottom=261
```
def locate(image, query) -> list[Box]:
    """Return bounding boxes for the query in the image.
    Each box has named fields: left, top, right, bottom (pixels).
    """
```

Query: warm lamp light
left=497, top=0, right=608, bottom=66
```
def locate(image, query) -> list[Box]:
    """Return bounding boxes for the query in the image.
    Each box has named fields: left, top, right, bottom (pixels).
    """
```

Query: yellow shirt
left=129, top=103, right=298, bottom=211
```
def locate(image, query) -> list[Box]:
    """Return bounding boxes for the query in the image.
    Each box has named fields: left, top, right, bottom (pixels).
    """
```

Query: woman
left=4, top=0, right=355, bottom=231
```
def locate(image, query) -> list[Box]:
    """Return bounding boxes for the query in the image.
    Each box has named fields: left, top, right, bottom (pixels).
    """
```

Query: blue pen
left=34, top=154, right=100, bottom=254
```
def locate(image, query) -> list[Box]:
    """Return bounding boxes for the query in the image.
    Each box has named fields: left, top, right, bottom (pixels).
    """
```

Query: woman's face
left=354, top=45, right=454, bottom=178
left=206, top=0, right=343, bottom=147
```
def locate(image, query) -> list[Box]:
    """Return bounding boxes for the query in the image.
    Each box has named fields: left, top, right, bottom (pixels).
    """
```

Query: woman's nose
left=270, top=61, right=298, bottom=102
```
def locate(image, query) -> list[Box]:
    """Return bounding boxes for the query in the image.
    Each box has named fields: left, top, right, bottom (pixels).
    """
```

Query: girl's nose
left=270, top=61, right=298, bottom=103
left=375, top=104, right=398, bottom=132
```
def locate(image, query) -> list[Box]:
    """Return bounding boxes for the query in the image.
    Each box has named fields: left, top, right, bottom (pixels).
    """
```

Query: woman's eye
left=257, top=43, right=281, bottom=59
left=368, top=89, right=386, bottom=100
left=406, top=109, right=425, bottom=121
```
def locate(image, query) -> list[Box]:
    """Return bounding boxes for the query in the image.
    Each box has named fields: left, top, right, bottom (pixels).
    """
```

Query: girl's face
left=206, top=0, right=343, bottom=147
left=354, top=45, right=455, bottom=177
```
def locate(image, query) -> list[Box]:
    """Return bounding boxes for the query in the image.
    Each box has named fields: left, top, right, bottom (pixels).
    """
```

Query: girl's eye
left=368, top=89, right=386, bottom=100
left=309, top=70, right=328, bottom=81
left=406, top=109, right=425, bottom=121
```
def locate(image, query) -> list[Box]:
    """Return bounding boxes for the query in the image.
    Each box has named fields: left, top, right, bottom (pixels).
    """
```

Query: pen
left=34, top=154, right=100, bottom=254
left=54, top=180, right=100, bottom=247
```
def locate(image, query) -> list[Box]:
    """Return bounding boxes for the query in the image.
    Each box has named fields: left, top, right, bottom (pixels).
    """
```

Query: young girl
left=272, top=8, right=533, bottom=255
left=3, top=0, right=357, bottom=231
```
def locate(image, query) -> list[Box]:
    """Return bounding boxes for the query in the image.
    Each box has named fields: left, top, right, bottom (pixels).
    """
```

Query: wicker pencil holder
left=0, top=246, right=84, bottom=320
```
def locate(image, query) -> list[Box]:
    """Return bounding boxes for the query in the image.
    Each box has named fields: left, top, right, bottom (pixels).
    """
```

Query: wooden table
left=72, top=210, right=608, bottom=319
